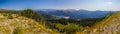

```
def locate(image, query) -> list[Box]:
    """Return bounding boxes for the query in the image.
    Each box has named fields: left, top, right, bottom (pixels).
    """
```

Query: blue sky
left=0, top=0, right=120, bottom=11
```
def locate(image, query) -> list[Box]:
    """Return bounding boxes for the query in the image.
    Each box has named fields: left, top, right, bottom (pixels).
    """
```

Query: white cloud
left=107, top=2, right=113, bottom=5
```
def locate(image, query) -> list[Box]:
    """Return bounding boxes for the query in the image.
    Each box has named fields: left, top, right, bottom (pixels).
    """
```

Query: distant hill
left=37, top=9, right=116, bottom=20
left=77, top=11, right=120, bottom=34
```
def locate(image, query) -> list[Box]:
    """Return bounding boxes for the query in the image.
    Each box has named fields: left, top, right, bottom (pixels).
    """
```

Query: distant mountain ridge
left=37, top=9, right=116, bottom=20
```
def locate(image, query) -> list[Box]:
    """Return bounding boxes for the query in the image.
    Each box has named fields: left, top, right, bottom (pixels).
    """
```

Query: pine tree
left=20, top=9, right=45, bottom=25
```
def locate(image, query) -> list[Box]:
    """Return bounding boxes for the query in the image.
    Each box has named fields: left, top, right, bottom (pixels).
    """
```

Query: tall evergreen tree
left=20, top=9, right=45, bottom=25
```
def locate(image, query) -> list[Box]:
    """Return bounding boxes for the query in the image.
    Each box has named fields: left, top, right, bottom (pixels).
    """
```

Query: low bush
left=12, top=27, right=25, bottom=34
left=7, top=13, right=13, bottom=19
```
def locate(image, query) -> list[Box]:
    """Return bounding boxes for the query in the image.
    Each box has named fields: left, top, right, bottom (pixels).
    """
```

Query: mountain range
left=36, top=9, right=116, bottom=20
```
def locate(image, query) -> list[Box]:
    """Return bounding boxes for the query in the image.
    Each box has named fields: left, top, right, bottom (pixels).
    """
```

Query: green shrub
left=55, top=24, right=65, bottom=32
left=7, top=13, right=13, bottom=19
left=12, top=27, right=25, bottom=34
left=64, top=23, right=84, bottom=34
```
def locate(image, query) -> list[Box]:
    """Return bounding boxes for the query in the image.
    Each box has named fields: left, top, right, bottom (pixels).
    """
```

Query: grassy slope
left=0, top=14, right=56, bottom=34
left=76, top=11, right=120, bottom=34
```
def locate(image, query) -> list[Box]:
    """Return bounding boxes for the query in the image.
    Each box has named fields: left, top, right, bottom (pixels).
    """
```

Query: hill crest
left=77, top=11, right=120, bottom=34
left=0, top=13, right=55, bottom=34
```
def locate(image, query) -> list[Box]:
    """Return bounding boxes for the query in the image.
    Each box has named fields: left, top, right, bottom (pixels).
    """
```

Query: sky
left=0, top=0, right=120, bottom=11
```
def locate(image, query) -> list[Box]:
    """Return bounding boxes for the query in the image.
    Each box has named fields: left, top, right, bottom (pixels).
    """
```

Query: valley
left=0, top=9, right=119, bottom=34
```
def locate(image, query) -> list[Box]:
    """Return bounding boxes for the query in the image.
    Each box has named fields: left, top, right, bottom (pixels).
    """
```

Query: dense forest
left=0, top=9, right=112, bottom=34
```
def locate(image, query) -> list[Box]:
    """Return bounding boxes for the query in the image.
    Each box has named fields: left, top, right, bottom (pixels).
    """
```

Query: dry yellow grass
left=0, top=13, right=56, bottom=34
left=76, top=11, right=120, bottom=34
